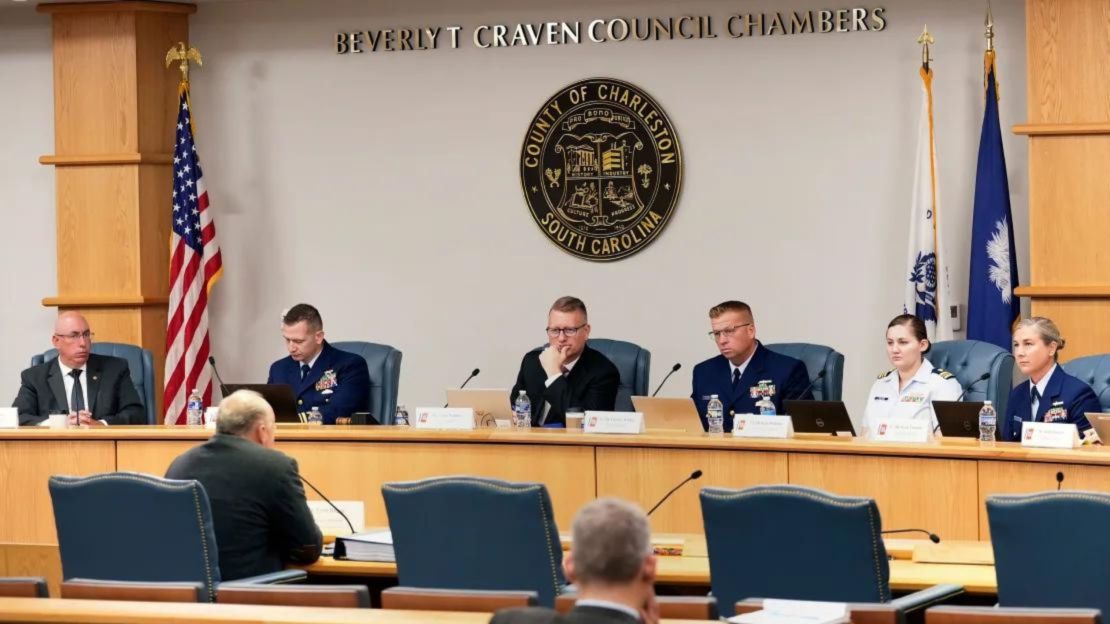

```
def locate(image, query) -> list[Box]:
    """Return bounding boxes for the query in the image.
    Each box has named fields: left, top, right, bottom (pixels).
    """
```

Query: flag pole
left=917, top=25, right=934, bottom=73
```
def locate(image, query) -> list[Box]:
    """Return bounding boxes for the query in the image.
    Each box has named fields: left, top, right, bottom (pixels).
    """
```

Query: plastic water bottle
left=394, top=404, right=410, bottom=426
left=706, top=394, right=724, bottom=434
left=513, top=391, right=532, bottom=429
left=186, top=389, right=203, bottom=426
left=756, top=395, right=777, bottom=416
left=307, top=406, right=323, bottom=425
left=978, top=400, right=997, bottom=443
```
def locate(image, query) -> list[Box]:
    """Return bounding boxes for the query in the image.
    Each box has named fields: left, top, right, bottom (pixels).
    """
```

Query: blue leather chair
left=49, top=472, right=305, bottom=603
left=382, top=477, right=565, bottom=607
left=765, top=343, right=845, bottom=401
left=527, top=339, right=650, bottom=412
left=31, top=342, right=157, bottom=425
left=701, top=485, right=962, bottom=616
left=988, top=491, right=1110, bottom=614
left=331, top=341, right=402, bottom=424
left=1062, top=354, right=1110, bottom=412
left=928, top=340, right=1015, bottom=416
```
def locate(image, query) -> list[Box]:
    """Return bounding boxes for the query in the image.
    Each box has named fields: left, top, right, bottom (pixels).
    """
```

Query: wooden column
left=1013, top=0, right=1110, bottom=359
left=37, top=1, right=196, bottom=415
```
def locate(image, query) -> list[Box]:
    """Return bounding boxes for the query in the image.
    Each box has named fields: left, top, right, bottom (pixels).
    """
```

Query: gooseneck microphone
left=299, top=474, right=356, bottom=535
left=646, top=469, right=703, bottom=516
left=956, top=373, right=991, bottom=401
left=789, top=370, right=826, bottom=400
left=1057, top=471, right=1065, bottom=491
left=444, top=368, right=481, bottom=407
left=207, top=356, right=230, bottom=397
left=651, top=363, right=682, bottom=397
left=881, top=528, right=941, bottom=543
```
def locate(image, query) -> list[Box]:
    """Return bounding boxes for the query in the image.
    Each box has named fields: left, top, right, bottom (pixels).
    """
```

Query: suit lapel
left=85, top=356, right=102, bottom=413
left=46, top=361, right=68, bottom=412
left=1037, top=369, right=1066, bottom=422
left=1016, top=381, right=1034, bottom=422
left=734, top=344, right=768, bottom=404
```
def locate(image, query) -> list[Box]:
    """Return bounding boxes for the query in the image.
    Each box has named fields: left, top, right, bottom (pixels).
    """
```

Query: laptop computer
left=784, top=400, right=857, bottom=437
left=631, top=396, right=702, bottom=432
left=932, top=401, right=986, bottom=438
left=446, top=388, right=513, bottom=427
left=1085, top=412, right=1110, bottom=443
left=223, top=383, right=300, bottom=423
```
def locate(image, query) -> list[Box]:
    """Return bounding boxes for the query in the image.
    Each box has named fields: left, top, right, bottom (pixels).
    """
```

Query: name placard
left=584, top=411, right=644, bottom=434
left=0, top=408, right=17, bottom=429
left=867, top=418, right=932, bottom=443
left=412, top=407, right=475, bottom=430
left=733, top=413, right=793, bottom=439
left=1022, top=421, right=1080, bottom=449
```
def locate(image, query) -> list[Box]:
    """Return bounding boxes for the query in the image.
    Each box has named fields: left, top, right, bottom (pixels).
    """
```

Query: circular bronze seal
left=520, top=78, right=683, bottom=261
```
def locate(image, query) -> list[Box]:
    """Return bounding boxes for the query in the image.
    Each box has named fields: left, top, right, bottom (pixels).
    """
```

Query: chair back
left=218, top=584, right=370, bottom=608
left=61, top=579, right=204, bottom=602
left=927, top=606, right=1102, bottom=624
left=587, top=339, right=650, bottom=411
left=0, top=577, right=48, bottom=598
left=382, top=587, right=536, bottom=612
left=383, top=477, right=564, bottom=607
left=988, top=491, right=1110, bottom=614
left=32, top=342, right=156, bottom=424
left=927, top=340, right=1015, bottom=415
left=765, top=343, right=845, bottom=401
left=331, top=341, right=402, bottom=423
left=1061, top=354, right=1110, bottom=412
left=48, top=472, right=221, bottom=602
left=701, top=485, right=890, bottom=615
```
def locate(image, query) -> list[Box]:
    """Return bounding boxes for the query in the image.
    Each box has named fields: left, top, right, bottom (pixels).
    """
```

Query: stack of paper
left=334, top=529, right=395, bottom=562
left=730, top=599, right=849, bottom=624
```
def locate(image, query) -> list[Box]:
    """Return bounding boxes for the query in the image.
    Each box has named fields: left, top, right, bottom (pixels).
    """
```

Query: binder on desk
left=334, top=529, right=395, bottom=562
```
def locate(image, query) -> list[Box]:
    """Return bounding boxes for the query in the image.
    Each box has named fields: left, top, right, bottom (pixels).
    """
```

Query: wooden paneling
left=55, top=166, right=141, bottom=296
left=789, top=453, right=981, bottom=541
left=137, top=165, right=172, bottom=295
left=977, top=459, right=1110, bottom=539
left=0, top=441, right=115, bottom=544
left=1028, top=299, right=1110, bottom=360
left=0, top=544, right=62, bottom=598
left=1026, top=0, right=1110, bottom=124
left=116, top=440, right=199, bottom=477
left=596, top=447, right=788, bottom=534
left=134, top=12, right=188, bottom=154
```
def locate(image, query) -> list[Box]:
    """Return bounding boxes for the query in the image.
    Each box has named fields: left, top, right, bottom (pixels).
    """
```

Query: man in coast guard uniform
left=691, top=300, right=812, bottom=431
left=267, top=304, right=369, bottom=424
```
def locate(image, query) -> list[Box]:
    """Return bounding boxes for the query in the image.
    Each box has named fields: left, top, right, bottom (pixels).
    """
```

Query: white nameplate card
left=584, top=411, right=644, bottom=434
left=730, top=598, right=848, bottom=624
left=308, top=500, right=365, bottom=535
left=0, top=408, right=17, bottom=429
left=412, top=407, right=475, bottom=430
left=733, top=414, right=793, bottom=439
left=1021, top=421, right=1080, bottom=449
left=204, top=407, right=219, bottom=430
left=867, top=418, right=932, bottom=443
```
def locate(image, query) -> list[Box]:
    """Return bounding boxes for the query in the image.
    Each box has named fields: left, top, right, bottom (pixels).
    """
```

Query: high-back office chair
left=527, top=339, right=650, bottom=412
left=49, top=472, right=305, bottom=603
left=1061, top=354, right=1110, bottom=412
left=988, top=491, right=1110, bottom=615
left=765, top=343, right=845, bottom=401
left=331, top=341, right=402, bottom=423
left=382, top=476, right=565, bottom=607
left=61, top=579, right=205, bottom=603
left=31, top=342, right=157, bottom=424
left=928, top=340, right=1015, bottom=416
left=701, top=485, right=961, bottom=616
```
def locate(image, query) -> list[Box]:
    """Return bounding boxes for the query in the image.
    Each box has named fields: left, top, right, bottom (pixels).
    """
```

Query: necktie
left=731, top=368, right=741, bottom=390
left=1031, top=386, right=1041, bottom=420
left=300, top=363, right=311, bottom=380
left=560, top=366, right=570, bottom=376
left=69, top=369, right=85, bottom=412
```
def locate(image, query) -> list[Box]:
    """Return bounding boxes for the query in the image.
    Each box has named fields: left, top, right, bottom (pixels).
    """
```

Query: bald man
left=12, top=312, right=144, bottom=426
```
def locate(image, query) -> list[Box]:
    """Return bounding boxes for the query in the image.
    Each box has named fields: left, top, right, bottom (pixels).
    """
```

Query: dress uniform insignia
left=749, top=380, right=776, bottom=399
left=932, top=368, right=955, bottom=380
left=315, top=369, right=338, bottom=392
left=878, top=369, right=894, bottom=379
left=1044, top=401, right=1068, bottom=423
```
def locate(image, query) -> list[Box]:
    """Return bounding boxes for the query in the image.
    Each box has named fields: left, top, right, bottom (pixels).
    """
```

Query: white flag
left=904, top=66, right=953, bottom=341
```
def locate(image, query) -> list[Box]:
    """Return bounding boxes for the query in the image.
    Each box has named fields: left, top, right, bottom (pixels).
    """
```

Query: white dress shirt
left=56, top=360, right=89, bottom=414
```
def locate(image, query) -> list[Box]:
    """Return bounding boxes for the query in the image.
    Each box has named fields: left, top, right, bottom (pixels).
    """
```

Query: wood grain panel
left=69, top=308, right=142, bottom=346
left=0, top=544, right=62, bottom=598
left=116, top=440, right=200, bottom=477
left=137, top=165, right=172, bottom=295
left=0, top=441, right=115, bottom=544
left=596, top=447, right=788, bottom=534
left=789, top=453, right=980, bottom=540
left=1029, top=299, right=1110, bottom=360
left=55, top=166, right=141, bottom=296
left=1026, top=0, right=1110, bottom=124
left=135, top=12, right=188, bottom=154
left=978, top=459, right=1110, bottom=539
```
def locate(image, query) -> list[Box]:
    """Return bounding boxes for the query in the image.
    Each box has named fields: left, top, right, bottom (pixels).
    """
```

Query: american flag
left=164, top=87, right=223, bottom=424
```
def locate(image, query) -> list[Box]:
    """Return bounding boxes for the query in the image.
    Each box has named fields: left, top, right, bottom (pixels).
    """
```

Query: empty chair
left=31, top=342, right=157, bottom=425
left=61, top=579, right=204, bottom=603
left=383, top=476, right=565, bottom=607
left=765, top=343, right=845, bottom=401
left=1061, top=354, right=1110, bottom=412
left=217, top=584, right=370, bottom=608
left=382, top=587, right=536, bottom=612
left=928, top=340, right=1015, bottom=415
left=0, top=577, right=48, bottom=598
left=586, top=338, right=650, bottom=411
left=331, top=341, right=402, bottom=423
left=927, top=606, right=1102, bottom=624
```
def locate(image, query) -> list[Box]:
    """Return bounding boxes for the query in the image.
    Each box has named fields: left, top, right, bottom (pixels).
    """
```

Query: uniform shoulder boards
left=932, top=368, right=955, bottom=379
left=878, top=369, right=894, bottom=379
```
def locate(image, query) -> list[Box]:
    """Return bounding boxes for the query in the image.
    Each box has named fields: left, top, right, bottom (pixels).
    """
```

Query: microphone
left=208, top=356, right=230, bottom=397
left=789, top=369, right=826, bottom=400
left=444, top=368, right=481, bottom=407
left=1057, top=471, right=1064, bottom=491
left=646, top=470, right=703, bottom=516
left=651, top=363, right=682, bottom=397
left=299, top=474, right=356, bottom=535
left=955, top=373, right=991, bottom=401
left=881, top=528, right=941, bottom=543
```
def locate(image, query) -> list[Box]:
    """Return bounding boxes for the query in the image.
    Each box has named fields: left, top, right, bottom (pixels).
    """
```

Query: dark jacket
left=1001, top=365, right=1100, bottom=442
left=13, top=354, right=145, bottom=425
left=267, top=341, right=370, bottom=424
left=691, top=341, right=813, bottom=431
left=491, top=605, right=640, bottom=624
left=510, top=345, right=620, bottom=426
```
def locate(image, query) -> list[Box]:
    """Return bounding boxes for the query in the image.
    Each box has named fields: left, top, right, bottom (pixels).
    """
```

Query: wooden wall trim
left=40, top=154, right=174, bottom=166
left=1015, top=286, right=1110, bottom=298
left=38, top=2, right=196, bottom=16
left=1013, top=123, right=1110, bottom=136
left=42, top=296, right=170, bottom=308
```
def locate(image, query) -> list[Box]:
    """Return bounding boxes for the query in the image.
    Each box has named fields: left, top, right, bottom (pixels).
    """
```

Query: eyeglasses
left=54, top=331, right=94, bottom=342
left=707, top=323, right=752, bottom=340
left=546, top=324, right=587, bottom=338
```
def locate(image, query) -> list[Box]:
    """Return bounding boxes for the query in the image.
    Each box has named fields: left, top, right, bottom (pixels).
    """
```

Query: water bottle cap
left=710, top=394, right=718, bottom=399
left=518, top=390, right=527, bottom=396
left=983, top=400, right=992, bottom=405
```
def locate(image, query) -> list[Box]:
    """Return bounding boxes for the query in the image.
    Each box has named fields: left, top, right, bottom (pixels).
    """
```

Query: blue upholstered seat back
left=765, top=343, right=845, bottom=401
left=32, top=342, right=156, bottom=424
left=1061, top=354, right=1110, bottom=412
left=928, top=340, right=1015, bottom=414
left=988, top=491, right=1110, bottom=614
left=331, top=341, right=402, bottom=423
left=701, top=485, right=890, bottom=615
left=587, top=338, right=650, bottom=410
left=383, top=477, right=565, bottom=606
left=48, top=472, right=221, bottom=602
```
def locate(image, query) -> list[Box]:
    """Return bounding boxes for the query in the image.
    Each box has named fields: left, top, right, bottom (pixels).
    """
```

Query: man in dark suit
left=491, top=498, right=659, bottom=624
left=510, top=296, right=619, bottom=427
left=691, top=300, right=812, bottom=431
left=165, top=389, right=322, bottom=581
left=13, top=312, right=144, bottom=426
left=267, top=303, right=370, bottom=424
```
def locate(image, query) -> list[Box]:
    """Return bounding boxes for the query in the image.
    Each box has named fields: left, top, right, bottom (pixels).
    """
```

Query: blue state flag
left=967, top=51, right=1019, bottom=350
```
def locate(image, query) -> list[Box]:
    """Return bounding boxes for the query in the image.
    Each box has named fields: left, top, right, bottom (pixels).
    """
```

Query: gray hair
left=1016, top=317, right=1066, bottom=360
left=215, top=390, right=274, bottom=436
left=570, top=498, right=652, bottom=585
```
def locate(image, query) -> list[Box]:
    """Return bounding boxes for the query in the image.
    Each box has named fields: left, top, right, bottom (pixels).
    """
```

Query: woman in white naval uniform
left=862, top=314, right=962, bottom=437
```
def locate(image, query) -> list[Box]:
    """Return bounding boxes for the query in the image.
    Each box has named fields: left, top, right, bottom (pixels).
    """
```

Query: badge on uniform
left=315, top=369, right=338, bottom=392
left=1044, top=401, right=1068, bottom=423
left=749, top=380, right=776, bottom=399
left=899, top=393, right=926, bottom=404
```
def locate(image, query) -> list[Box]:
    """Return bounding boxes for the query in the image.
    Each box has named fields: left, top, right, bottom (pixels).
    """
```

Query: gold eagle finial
left=917, top=26, right=935, bottom=72
left=165, top=42, right=203, bottom=82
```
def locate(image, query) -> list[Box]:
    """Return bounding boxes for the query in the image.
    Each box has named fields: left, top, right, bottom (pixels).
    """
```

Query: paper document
left=307, top=500, right=365, bottom=536
left=730, top=599, right=848, bottom=624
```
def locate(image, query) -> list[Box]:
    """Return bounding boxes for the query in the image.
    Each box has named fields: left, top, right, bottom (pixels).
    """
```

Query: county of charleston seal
left=520, top=78, right=683, bottom=261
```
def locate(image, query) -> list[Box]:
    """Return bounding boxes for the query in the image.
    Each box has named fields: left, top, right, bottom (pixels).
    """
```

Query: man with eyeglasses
left=510, top=296, right=619, bottom=427
left=691, top=300, right=812, bottom=431
left=13, top=312, right=144, bottom=426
